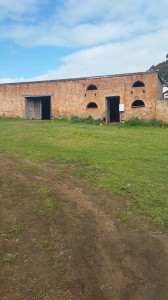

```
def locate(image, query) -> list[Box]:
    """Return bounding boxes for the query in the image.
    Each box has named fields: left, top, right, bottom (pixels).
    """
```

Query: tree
left=148, top=54, right=168, bottom=87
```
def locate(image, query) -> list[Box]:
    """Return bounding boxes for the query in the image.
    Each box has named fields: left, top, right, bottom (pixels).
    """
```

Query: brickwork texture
left=0, top=72, right=167, bottom=122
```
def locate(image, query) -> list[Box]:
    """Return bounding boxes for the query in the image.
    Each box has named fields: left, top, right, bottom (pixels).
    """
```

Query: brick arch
left=131, top=100, right=145, bottom=108
left=87, top=84, right=97, bottom=90
left=132, top=81, right=145, bottom=88
left=86, top=102, right=98, bottom=108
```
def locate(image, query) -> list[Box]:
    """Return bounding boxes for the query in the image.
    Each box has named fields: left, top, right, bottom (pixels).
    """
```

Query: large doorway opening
left=25, top=96, right=51, bottom=120
left=106, top=96, right=120, bottom=122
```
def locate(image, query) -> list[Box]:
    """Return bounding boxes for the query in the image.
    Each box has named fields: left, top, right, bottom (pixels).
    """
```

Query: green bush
left=123, top=117, right=144, bottom=127
left=71, top=115, right=101, bottom=125
left=123, top=117, right=168, bottom=128
left=147, top=118, right=168, bottom=127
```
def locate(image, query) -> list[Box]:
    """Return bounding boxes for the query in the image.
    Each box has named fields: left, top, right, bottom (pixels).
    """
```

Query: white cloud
left=54, top=0, right=168, bottom=35
left=0, top=21, right=167, bottom=84
left=0, top=0, right=168, bottom=48
left=0, top=17, right=165, bottom=49
left=0, top=0, right=46, bottom=21
left=54, top=0, right=168, bottom=26
left=0, top=0, right=168, bottom=83
left=30, top=28, right=168, bottom=81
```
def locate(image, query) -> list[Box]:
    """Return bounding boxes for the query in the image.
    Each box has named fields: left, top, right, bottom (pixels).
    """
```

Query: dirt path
left=0, top=154, right=168, bottom=300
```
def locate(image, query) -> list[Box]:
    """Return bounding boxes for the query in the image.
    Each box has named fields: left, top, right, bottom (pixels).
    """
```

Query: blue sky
left=0, top=0, right=168, bottom=83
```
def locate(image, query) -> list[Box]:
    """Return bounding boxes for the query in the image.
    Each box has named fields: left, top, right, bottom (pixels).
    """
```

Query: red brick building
left=0, top=71, right=167, bottom=122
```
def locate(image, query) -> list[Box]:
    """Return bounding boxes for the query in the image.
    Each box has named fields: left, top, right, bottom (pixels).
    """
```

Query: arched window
left=131, top=100, right=145, bottom=108
left=87, top=84, right=97, bottom=90
left=86, top=102, right=98, bottom=109
left=132, top=81, right=145, bottom=88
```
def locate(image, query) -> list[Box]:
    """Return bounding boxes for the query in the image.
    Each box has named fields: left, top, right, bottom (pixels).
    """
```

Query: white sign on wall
left=119, top=104, right=124, bottom=112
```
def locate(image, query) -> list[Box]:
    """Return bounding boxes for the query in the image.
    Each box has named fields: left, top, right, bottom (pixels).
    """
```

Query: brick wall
left=0, top=72, right=161, bottom=121
left=156, top=100, right=168, bottom=122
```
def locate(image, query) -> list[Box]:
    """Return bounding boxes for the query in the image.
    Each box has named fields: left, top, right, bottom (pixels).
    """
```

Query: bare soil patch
left=0, top=154, right=168, bottom=300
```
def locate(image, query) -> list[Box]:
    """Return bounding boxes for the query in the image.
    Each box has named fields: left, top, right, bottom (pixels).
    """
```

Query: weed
left=123, top=117, right=168, bottom=128
left=38, top=240, right=51, bottom=250
left=33, top=169, right=45, bottom=176
left=0, top=224, right=23, bottom=240
left=98, top=199, right=107, bottom=206
left=38, top=187, right=51, bottom=195
left=34, top=290, right=46, bottom=300
left=107, top=208, right=129, bottom=222
left=34, top=199, right=59, bottom=216
left=21, top=165, right=44, bottom=176
left=53, top=270, right=64, bottom=278
left=71, top=115, right=101, bottom=125
left=60, top=282, right=69, bottom=290
left=38, top=187, right=51, bottom=194
left=1, top=253, right=22, bottom=265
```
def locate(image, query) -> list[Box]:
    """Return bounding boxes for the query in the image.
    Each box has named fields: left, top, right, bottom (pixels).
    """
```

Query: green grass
left=33, top=198, right=59, bottom=216
left=0, top=118, right=168, bottom=228
left=107, top=208, right=129, bottom=222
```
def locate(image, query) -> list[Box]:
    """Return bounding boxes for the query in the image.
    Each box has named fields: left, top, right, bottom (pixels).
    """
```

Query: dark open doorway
left=41, top=97, right=51, bottom=120
left=106, top=96, right=120, bottom=122
left=25, top=96, right=51, bottom=120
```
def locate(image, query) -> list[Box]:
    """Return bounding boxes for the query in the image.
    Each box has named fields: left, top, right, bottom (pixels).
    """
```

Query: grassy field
left=0, top=118, right=168, bottom=229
